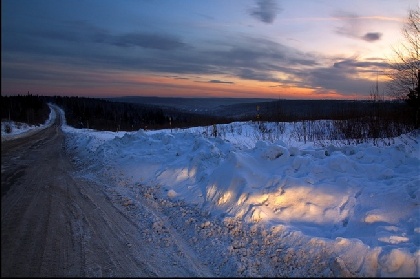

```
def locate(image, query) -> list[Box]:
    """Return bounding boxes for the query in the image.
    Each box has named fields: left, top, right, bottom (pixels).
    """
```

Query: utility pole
left=376, top=70, right=379, bottom=101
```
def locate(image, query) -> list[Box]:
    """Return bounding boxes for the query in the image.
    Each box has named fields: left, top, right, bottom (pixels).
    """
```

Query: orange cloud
left=1, top=62, right=367, bottom=100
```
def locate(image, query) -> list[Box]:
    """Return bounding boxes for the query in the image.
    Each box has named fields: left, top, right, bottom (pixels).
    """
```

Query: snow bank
left=1, top=103, right=56, bottom=142
left=33, top=107, right=420, bottom=276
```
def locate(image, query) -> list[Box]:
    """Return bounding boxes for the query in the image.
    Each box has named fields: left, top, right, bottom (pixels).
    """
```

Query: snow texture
left=2, top=104, right=419, bottom=277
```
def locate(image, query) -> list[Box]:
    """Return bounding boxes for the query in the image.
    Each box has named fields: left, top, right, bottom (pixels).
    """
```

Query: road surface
left=1, top=106, right=211, bottom=277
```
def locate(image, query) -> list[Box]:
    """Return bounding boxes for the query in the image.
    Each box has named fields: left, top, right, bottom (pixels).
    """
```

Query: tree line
left=1, top=93, right=416, bottom=133
left=1, top=94, right=232, bottom=131
left=1, top=94, right=418, bottom=143
left=1, top=93, right=50, bottom=125
left=46, top=95, right=232, bottom=131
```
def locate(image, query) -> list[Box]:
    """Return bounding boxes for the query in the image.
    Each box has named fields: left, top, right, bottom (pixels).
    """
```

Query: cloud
left=2, top=13, right=384, bottom=98
left=9, top=20, right=186, bottom=51
left=334, top=12, right=383, bottom=43
left=305, top=57, right=390, bottom=97
left=333, top=58, right=388, bottom=69
left=112, top=33, right=185, bottom=50
left=361, top=32, right=382, bottom=42
left=202, top=37, right=317, bottom=72
left=334, top=12, right=361, bottom=39
left=209, top=80, right=234, bottom=84
left=2, top=23, right=319, bottom=86
left=236, top=68, right=279, bottom=82
left=249, top=0, right=281, bottom=24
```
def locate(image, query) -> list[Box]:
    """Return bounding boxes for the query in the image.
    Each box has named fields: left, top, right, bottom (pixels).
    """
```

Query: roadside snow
left=2, top=105, right=419, bottom=277
left=1, top=103, right=56, bottom=142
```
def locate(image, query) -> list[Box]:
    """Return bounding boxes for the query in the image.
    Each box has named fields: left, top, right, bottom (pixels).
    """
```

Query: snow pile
left=61, top=114, right=419, bottom=277
left=3, top=106, right=419, bottom=276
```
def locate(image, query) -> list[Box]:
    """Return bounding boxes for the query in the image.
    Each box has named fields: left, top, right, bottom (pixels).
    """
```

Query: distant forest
left=1, top=94, right=50, bottom=125
left=49, top=96, right=232, bottom=131
left=0, top=94, right=416, bottom=137
left=1, top=94, right=232, bottom=131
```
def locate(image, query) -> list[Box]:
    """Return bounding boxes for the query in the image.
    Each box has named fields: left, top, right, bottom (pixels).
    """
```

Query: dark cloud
left=112, top=33, right=185, bottom=50
left=1, top=7, right=317, bottom=83
left=308, top=68, right=370, bottom=96
left=249, top=0, right=281, bottom=24
left=201, top=38, right=318, bottom=76
left=1, top=12, right=384, bottom=98
left=209, top=80, right=234, bottom=84
left=333, top=58, right=388, bottom=69
left=236, top=68, right=279, bottom=82
left=2, top=19, right=185, bottom=52
left=306, top=57, right=390, bottom=97
left=2, top=24, right=319, bottom=88
left=361, top=32, right=382, bottom=42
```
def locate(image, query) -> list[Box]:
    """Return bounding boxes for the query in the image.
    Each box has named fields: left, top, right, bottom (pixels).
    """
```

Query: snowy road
left=1, top=106, right=212, bottom=277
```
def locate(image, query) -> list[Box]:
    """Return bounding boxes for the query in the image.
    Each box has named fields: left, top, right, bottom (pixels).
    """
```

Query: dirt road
left=1, top=106, right=212, bottom=277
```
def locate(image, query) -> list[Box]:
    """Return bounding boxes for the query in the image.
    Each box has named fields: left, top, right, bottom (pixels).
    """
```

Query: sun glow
left=1, top=60, right=391, bottom=100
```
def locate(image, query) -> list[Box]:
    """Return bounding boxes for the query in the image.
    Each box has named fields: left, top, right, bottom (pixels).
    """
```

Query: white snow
left=1, top=104, right=56, bottom=142
left=2, top=104, right=419, bottom=277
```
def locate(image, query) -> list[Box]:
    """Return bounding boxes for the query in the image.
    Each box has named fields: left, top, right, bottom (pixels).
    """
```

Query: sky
left=2, top=104, right=419, bottom=276
left=1, top=0, right=418, bottom=99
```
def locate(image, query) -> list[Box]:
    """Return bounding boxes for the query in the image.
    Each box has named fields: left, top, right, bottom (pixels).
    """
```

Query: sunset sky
left=1, top=0, right=418, bottom=99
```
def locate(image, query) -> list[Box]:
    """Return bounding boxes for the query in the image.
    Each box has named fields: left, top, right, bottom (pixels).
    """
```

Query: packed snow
left=2, top=104, right=419, bottom=277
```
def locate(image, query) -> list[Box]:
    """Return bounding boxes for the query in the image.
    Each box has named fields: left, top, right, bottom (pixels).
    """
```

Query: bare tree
left=387, top=6, right=419, bottom=100
left=387, top=6, right=420, bottom=128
